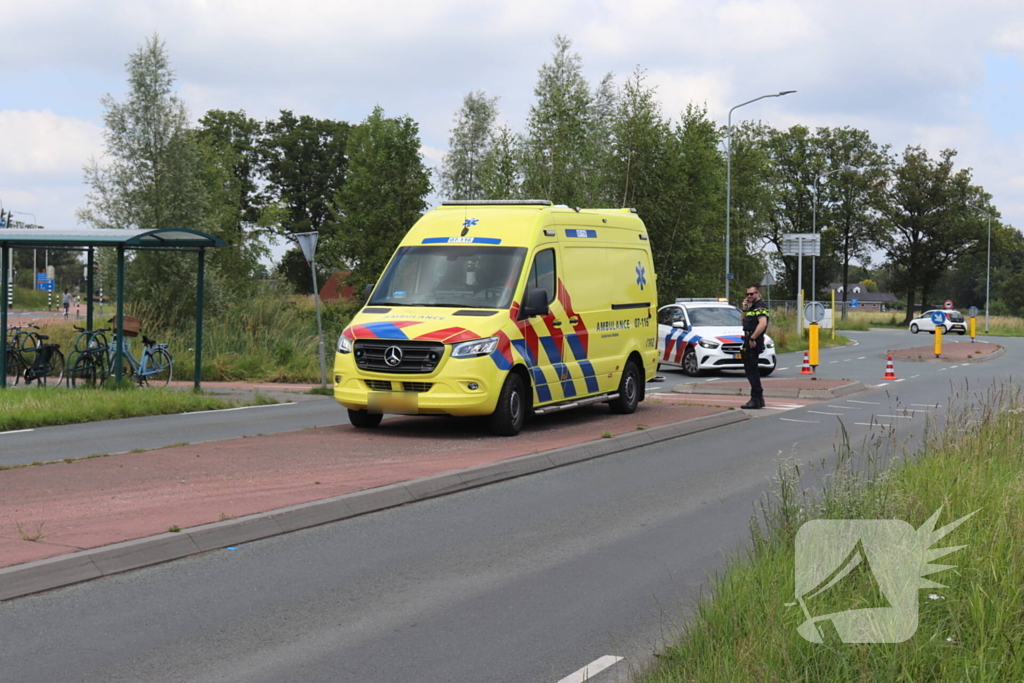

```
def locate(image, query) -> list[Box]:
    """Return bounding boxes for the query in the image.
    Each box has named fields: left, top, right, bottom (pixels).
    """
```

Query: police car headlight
left=765, top=340, right=775, bottom=348
left=698, top=339, right=720, bottom=349
left=337, top=335, right=353, bottom=353
left=451, top=336, right=499, bottom=358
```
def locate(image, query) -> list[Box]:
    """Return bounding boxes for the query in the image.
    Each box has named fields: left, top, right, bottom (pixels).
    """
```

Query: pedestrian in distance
left=741, top=284, right=770, bottom=409
left=62, top=288, right=71, bottom=319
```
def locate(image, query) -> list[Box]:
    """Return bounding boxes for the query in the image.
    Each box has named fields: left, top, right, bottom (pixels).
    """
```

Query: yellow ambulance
left=333, top=200, right=659, bottom=436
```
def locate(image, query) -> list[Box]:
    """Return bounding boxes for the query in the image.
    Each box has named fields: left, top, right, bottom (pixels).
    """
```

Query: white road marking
left=829, top=405, right=859, bottom=409
left=878, top=414, right=913, bottom=419
left=843, top=358, right=852, bottom=362
left=557, top=656, right=624, bottom=683
left=911, top=403, right=941, bottom=408
left=894, top=378, right=906, bottom=382
left=911, top=374, right=920, bottom=378
left=763, top=406, right=791, bottom=410
left=780, top=417, right=819, bottom=423
left=808, top=410, right=844, bottom=415
left=858, top=356, right=866, bottom=359
left=877, top=382, right=889, bottom=386
left=829, top=360, right=839, bottom=364
left=0, top=428, right=34, bottom=436
left=856, top=422, right=893, bottom=427
left=704, top=378, right=720, bottom=382
left=848, top=400, right=881, bottom=405
left=181, top=403, right=298, bottom=416
left=778, top=367, right=789, bottom=371
left=938, top=368, right=948, bottom=372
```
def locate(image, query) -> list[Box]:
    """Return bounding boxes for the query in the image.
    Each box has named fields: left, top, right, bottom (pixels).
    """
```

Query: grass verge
left=0, top=386, right=278, bottom=431
left=640, top=382, right=1024, bottom=681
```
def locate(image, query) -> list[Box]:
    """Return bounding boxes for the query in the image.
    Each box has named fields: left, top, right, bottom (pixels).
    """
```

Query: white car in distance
left=908, top=309, right=967, bottom=335
left=657, top=299, right=777, bottom=377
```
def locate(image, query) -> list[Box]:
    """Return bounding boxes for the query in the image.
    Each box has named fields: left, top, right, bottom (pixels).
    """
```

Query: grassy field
left=0, top=386, right=277, bottom=432
left=638, top=382, right=1024, bottom=682
left=769, top=311, right=851, bottom=354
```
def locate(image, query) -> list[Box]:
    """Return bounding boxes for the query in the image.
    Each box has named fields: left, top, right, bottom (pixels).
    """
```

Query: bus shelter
left=1, top=228, right=226, bottom=390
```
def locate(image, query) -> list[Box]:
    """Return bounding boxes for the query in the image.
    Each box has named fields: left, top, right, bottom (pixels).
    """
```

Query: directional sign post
left=931, top=310, right=946, bottom=358
left=782, top=234, right=821, bottom=335
left=291, top=232, right=327, bottom=389
left=760, top=271, right=776, bottom=310
left=968, top=305, right=979, bottom=341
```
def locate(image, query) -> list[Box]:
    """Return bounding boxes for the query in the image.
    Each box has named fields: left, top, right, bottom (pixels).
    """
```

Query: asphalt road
left=1, top=329, right=1018, bottom=682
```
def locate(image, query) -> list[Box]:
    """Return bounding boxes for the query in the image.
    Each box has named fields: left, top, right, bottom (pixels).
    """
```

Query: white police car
left=657, top=299, right=777, bottom=376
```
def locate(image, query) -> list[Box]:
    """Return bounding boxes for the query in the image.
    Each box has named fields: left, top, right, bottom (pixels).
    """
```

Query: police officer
left=741, top=284, right=770, bottom=409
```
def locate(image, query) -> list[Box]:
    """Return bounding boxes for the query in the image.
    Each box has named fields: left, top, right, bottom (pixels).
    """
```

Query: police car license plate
left=733, top=353, right=742, bottom=359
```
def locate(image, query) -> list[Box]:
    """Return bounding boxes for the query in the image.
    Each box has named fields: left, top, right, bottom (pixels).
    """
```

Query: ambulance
left=333, top=200, right=659, bottom=436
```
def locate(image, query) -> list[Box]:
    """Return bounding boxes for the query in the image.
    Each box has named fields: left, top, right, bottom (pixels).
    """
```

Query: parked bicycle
left=5, top=323, right=45, bottom=386
left=103, top=334, right=173, bottom=387
left=66, top=326, right=112, bottom=388
left=23, top=342, right=66, bottom=386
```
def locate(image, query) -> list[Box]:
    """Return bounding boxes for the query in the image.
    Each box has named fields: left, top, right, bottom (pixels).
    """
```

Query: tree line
left=75, top=34, right=1020, bottom=327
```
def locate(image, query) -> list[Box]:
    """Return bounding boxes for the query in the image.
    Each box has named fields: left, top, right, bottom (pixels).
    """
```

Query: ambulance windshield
left=370, top=245, right=528, bottom=309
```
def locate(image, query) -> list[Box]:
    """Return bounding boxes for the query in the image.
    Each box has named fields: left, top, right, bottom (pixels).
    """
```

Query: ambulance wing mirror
left=520, top=288, right=550, bottom=319
left=363, top=284, right=375, bottom=302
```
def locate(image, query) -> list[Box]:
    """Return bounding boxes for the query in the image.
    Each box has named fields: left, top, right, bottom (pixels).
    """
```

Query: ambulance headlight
left=451, top=336, right=499, bottom=358
left=698, top=339, right=720, bottom=349
left=337, top=335, right=353, bottom=353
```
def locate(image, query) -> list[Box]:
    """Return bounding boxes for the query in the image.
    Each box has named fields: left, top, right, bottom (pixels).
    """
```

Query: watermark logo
left=788, top=507, right=977, bottom=643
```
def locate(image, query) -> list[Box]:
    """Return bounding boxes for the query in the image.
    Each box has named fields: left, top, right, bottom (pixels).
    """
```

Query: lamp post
left=726, top=90, right=796, bottom=302
left=968, top=204, right=993, bottom=334
left=811, top=166, right=857, bottom=312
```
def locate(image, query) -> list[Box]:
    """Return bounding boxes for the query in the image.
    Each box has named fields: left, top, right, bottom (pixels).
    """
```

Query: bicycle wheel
left=141, top=348, right=173, bottom=387
left=4, top=349, right=22, bottom=386
left=17, top=332, right=43, bottom=370
left=41, top=349, right=65, bottom=387
left=70, top=351, right=106, bottom=388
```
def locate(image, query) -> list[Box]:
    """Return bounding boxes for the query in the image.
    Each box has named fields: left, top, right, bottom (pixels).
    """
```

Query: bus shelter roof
left=0, top=227, right=226, bottom=249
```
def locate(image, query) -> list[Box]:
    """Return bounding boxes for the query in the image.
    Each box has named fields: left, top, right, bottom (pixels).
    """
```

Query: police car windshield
left=688, top=307, right=742, bottom=326
left=370, top=245, right=528, bottom=309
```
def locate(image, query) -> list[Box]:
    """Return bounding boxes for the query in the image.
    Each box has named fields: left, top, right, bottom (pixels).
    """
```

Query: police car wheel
left=348, top=409, right=383, bottom=429
left=682, top=348, right=702, bottom=377
left=489, top=373, right=526, bottom=436
left=609, top=360, right=641, bottom=414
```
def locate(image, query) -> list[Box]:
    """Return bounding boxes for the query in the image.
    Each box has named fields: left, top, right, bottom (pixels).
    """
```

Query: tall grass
left=640, top=382, right=1024, bottom=682
left=769, top=311, right=851, bottom=354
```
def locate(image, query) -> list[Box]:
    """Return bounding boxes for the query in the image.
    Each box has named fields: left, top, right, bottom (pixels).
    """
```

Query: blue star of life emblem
left=635, top=262, right=647, bottom=290
left=463, top=218, right=479, bottom=228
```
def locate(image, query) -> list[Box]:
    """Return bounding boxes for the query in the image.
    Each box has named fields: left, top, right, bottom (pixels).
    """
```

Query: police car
left=657, top=299, right=777, bottom=376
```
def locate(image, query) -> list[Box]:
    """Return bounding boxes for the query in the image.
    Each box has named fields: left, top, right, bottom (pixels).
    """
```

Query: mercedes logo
left=384, top=346, right=403, bottom=367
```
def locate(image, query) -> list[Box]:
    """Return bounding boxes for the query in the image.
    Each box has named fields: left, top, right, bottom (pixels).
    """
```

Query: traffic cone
left=799, top=350, right=813, bottom=375
left=882, top=355, right=897, bottom=380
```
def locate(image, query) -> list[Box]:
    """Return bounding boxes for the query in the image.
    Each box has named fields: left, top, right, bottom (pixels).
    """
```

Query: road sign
left=943, top=299, right=954, bottom=309
left=292, top=231, right=319, bottom=264
left=781, top=233, right=821, bottom=257
left=968, top=305, right=979, bottom=317
left=760, top=271, right=777, bottom=287
left=931, top=311, right=946, bottom=325
left=851, top=299, right=858, bottom=308
left=805, top=301, right=826, bottom=324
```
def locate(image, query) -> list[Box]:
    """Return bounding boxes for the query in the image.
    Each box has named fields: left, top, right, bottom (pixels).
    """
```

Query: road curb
left=0, top=409, right=745, bottom=602
left=883, top=344, right=1006, bottom=364
left=671, top=380, right=866, bottom=399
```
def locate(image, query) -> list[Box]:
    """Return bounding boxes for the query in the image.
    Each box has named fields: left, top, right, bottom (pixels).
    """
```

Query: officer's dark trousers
left=743, top=346, right=763, bottom=398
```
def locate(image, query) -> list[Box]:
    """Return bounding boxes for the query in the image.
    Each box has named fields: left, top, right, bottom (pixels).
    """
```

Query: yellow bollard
left=808, top=322, right=819, bottom=378
left=970, top=316, right=976, bottom=342
left=934, top=324, right=942, bottom=358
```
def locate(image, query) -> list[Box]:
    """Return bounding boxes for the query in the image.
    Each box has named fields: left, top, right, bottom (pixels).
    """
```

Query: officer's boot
left=757, top=393, right=766, bottom=409
left=741, top=392, right=762, bottom=410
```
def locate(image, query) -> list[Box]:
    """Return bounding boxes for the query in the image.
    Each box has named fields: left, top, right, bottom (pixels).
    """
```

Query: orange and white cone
left=799, top=350, right=813, bottom=375
left=882, top=355, right=897, bottom=380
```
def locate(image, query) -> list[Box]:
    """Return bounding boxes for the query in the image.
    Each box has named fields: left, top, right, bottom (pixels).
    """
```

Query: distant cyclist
left=62, top=289, right=71, bottom=319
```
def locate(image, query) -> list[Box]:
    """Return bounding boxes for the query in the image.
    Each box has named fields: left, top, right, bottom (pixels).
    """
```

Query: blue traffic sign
left=931, top=311, right=946, bottom=325
left=850, top=299, right=858, bottom=308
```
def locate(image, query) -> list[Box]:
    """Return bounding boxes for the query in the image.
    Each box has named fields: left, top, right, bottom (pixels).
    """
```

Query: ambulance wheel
left=609, top=360, right=641, bottom=414
left=489, top=373, right=526, bottom=436
left=348, top=409, right=383, bottom=429
left=682, top=348, right=703, bottom=377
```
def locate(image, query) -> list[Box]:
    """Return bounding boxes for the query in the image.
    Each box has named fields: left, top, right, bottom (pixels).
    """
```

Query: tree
left=439, top=91, right=499, bottom=200
left=328, top=107, right=432, bottom=293
left=877, top=146, right=988, bottom=323
left=520, top=35, right=612, bottom=205
left=77, top=34, right=221, bottom=325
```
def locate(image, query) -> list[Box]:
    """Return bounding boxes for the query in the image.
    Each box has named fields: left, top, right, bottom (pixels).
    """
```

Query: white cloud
left=0, top=110, right=103, bottom=177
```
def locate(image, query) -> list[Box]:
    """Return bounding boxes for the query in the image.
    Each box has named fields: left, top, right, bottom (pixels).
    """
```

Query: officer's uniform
left=742, top=297, right=770, bottom=406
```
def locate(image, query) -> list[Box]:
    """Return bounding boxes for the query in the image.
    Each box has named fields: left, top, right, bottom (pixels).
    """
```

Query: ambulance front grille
left=364, top=380, right=393, bottom=391
left=354, top=340, right=445, bottom=374
left=402, top=382, right=433, bottom=393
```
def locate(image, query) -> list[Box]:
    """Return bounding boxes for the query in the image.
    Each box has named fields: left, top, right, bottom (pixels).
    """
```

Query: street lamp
left=968, top=204, right=993, bottom=334
left=811, top=166, right=858, bottom=309
left=725, top=90, right=796, bottom=302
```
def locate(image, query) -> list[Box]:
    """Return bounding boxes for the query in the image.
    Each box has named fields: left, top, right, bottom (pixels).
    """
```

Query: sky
left=1, top=0, right=1022, bottom=267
